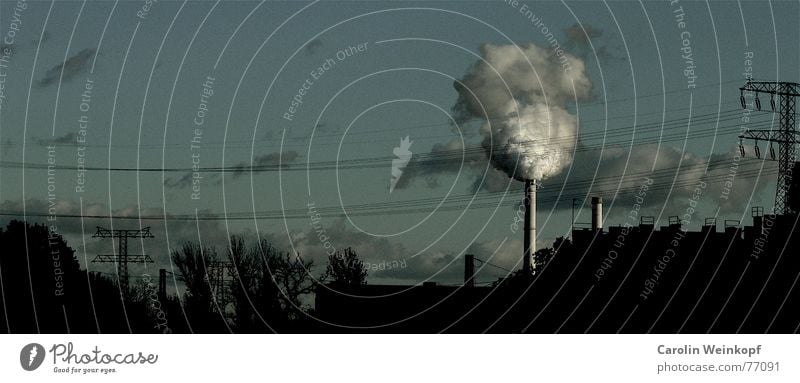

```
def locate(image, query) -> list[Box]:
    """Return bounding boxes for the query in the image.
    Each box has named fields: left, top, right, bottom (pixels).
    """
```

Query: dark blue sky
left=0, top=0, right=796, bottom=284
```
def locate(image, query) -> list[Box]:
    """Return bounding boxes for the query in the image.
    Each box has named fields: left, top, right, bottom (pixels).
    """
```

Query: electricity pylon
left=92, top=226, right=154, bottom=296
left=208, top=261, right=235, bottom=309
left=739, top=80, right=800, bottom=215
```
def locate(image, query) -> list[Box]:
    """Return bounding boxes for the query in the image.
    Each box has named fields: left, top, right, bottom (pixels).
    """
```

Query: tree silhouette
left=325, top=247, right=367, bottom=288
left=0, top=220, right=157, bottom=333
left=227, top=236, right=318, bottom=332
left=228, top=236, right=279, bottom=332
left=171, top=242, right=225, bottom=332
left=0, top=221, right=79, bottom=332
left=533, top=247, right=554, bottom=273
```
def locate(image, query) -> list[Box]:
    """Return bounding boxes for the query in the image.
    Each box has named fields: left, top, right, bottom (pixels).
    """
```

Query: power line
left=6, top=91, right=745, bottom=150
left=0, top=164, right=777, bottom=222
left=0, top=110, right=774, bottom=174
left=475, top=257, right=514, bottom=273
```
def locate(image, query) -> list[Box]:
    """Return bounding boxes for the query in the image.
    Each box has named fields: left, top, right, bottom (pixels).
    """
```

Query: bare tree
left=325, top=247, right=368, bottom=288
left=227, top=237, right=317, bottom=331
left=172, top=242, right=223, bottom=332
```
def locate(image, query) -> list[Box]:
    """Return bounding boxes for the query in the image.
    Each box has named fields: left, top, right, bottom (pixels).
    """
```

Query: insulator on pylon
left=740, top=95, right=746, bottom=109
left=754, top=142, right=761, bottom=159
left=755, top=97, right=761, bottom=111
left=770, top=143, right=776, bottom=160
left=739, top=141, right=746, bottom=157
left=771, top=96, right=776, bottom=111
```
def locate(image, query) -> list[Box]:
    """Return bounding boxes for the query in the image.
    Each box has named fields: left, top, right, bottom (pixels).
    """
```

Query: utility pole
left=738, top=80, right=800, bottom=215
left=92, top=226, right=154, bottom=297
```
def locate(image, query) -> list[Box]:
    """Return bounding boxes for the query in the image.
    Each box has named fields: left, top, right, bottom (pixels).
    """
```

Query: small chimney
left=591, top=196, right=603, bottom=232
left=464, top=254, right=475, bottom=288
left=158, top=268, right=167, bottom=304
left=523, top=179, right=536, bottom=275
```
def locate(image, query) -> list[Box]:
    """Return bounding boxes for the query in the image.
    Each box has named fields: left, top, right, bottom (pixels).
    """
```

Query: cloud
left=304, top=39, right=323, bottom=55
left=391, top=138, right=517, bottom=194
left=164, top=172, right=222, bottom=189
left=2, top=138, right=13, bottom=157
left=397, top=42, right=592, bottom=191
left=453, top=43, right=592, bottom=124
left=562, top=23, right=625, bottom=63
left=545, top=143, right=775, bottom=217
left=0, top=194, right=517, bottom=286
left=32, top=31, right=50, bottom=45
left=314, top=122, right=344, bottom=134
left=232, top=150, right=300, bottom=178
left=259, top=218, right=473, bottom=285
left=32, top=132, right=76, bottom=146
left=38, top=48, right=95, bottom=86
left=466, top=238, right=524, bottom=277
left=563, top=23, right=602, bottom=49
left=451, top=43, right=593, bottom=182
left=394, top=137, right=775, bottom=218
left=0, top=198, right=230, bottom=274
left=392, top=139, right=485, bottom=191
left=393, top=40, right=763, bottom=216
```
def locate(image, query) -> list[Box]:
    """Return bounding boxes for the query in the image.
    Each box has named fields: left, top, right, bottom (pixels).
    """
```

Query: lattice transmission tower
left=207, top=261, right=235, bottom=309
left=92, top=226, right=155, bottom=296
left=738, top=80, right=800, bottom=215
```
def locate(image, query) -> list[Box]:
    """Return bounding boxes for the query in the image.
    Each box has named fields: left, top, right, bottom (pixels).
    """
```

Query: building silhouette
left=314, top=163, right=800, bottom=333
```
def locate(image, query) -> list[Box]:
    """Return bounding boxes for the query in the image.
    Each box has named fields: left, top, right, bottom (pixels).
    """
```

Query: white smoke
left=454, top=43, right=592, bottom=181
left=480, top=103, right=577, bottom=180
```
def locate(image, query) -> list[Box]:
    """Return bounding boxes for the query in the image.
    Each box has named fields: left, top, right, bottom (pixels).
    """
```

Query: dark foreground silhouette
left=1, top=211, right=798, bottom=333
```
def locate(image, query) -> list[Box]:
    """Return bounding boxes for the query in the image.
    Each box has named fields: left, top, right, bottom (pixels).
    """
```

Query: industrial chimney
left=592, top=196, right=603, bottom=231
left=464, top=254, right=475, bottom=288
left=523, top=179, right=536, bottom=275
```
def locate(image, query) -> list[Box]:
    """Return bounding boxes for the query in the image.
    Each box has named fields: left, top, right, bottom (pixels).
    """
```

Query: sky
left=0, top=0, right=798, bottom=286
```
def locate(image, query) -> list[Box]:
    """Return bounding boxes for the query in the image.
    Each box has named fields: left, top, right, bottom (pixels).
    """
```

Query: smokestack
left=158, top=268, right=167, bottom=304
left=592, top=196, right=603, bottom=231
left=464, top=254, right=475, bottom=288
left=523, top=179, right=536, bottom=275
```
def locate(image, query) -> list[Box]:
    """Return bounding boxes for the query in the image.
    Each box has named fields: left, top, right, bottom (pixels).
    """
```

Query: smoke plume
left=453, top=43, right=592, bottom=181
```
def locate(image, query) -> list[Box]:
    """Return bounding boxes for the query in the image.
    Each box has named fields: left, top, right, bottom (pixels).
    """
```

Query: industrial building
left=315, top=163, right=800, bottom=333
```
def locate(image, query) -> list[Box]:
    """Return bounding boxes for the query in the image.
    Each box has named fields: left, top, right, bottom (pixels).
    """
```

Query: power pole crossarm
left=739, top=130, right=800, bottom=144
left=740, top=81, right=800, bottom=97
left=92, top=226, right=154, bottom=238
